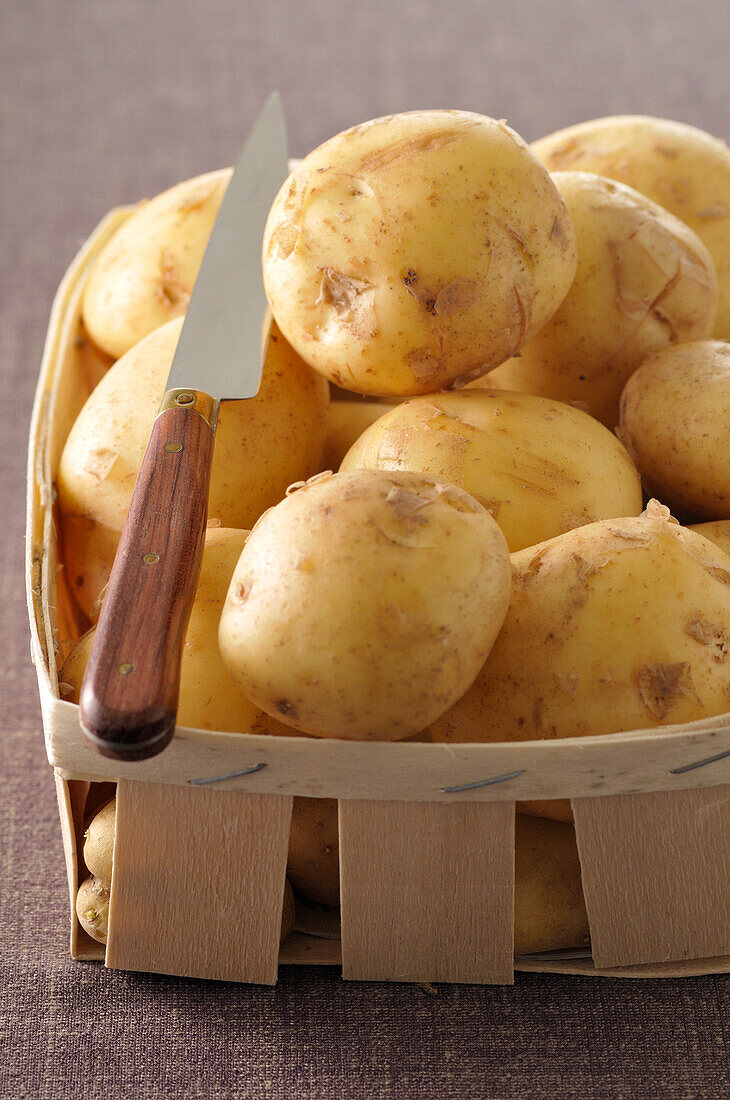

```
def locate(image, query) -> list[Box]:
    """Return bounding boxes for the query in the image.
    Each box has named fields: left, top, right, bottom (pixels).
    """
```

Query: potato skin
left=620, top=341, right=730, bottom=520
left=264, top=111, right=577, bottom=396
left=341, top=390, right=642, bottom=552
left=287, top=797, right=340, bottom=906
left=57, top=316, right=329, bottom=620
left=284, top=798, right=589, bottom=954
left=489, top=172, right=718, bottom=427
left=83, top=798, right=115, bottom=882
left=533, top=115, right=730, bottom=339
left=75, top=806, right=295, bottom=945
left=689, top=520, right=730, bottom=557
left=60, top=528, right=290, bottom=736
left=321, top=401, right=396, bottom=472
left=219, top=469, right=512, bottom=740
left=82, top=169, right=231, bottom=359
left=76, top=875, right=110, bottom=944
left=514, top=815, right=589, bottom=956
left=430, top=503, right=730, bottom=819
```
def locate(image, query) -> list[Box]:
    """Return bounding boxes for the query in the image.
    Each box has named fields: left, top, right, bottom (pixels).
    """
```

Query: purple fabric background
left=2, top=1, right=729, bottom=1095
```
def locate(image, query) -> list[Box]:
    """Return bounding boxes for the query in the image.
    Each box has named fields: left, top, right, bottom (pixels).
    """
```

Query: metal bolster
left=157, top=388, right=218, bottom=429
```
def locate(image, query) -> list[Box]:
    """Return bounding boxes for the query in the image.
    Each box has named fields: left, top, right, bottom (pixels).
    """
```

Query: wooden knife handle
left=80, top=400, right=215, bottom=760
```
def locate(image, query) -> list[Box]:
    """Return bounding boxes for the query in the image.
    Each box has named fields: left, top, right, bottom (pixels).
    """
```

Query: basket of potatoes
left=28, top=110, right=730, bottom=986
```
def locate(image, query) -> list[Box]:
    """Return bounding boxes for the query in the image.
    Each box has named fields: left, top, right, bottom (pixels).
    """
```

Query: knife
left=80, top=93, right=289, bottom=761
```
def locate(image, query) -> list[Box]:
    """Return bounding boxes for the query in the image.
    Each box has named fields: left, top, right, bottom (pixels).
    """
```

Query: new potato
left=321, top=401, right=396, bottom=472
left=619, top=341, right=730, bottom=520
left=82, top=169, right=231, bottom=359
left=690, top=520, right=730, bottom=557
left=287, top=797, right=340, bottom=907
left=264, top=110, right=578, bottom=395
left=341, top=390, right=643, bottom=551
left=60, top=528, right=290, bottom=736
left=57, top=316, right=329, bottom=620
left=532, top=115, right=730, bottom=339
left=285, top=797, right=589, bottom=955
left=219, top=469, right=512, bottom=740
left=76, top=875, right=110, bottom=944
left=76, top=799, right=296, bottom=945
left=431, top=502, right=730, bottom=821
left=83, top=797, right=115, bottom=882
left=489, top=172, right=718, bottom=426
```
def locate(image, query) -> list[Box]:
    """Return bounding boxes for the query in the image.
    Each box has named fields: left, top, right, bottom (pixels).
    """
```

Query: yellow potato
left=431, top=502, right=730, bottom=820
left=82, top=169, right=231, bottom=359
left=533, top=115, right=730, bottom=339
left=341, top=390, right=642, bottom=551
left=76, top=874, right=295, bottom=946
left=219, top=469, right=512, bottom=740
left=321, top=401, right=396, bottom=472
left=514, top=815, right=589, bottom=956
left=620, top=341, right=730, bottom=520
left=83, top=798, right=115, bottom=882
left=689, top=520, right=730, bottom=557
left=75, top=806, right=296, bottom=945
left=287, top=797, right=340, bottom=906
left=264, top=111, right=577, bottom=395
left=60, top=528, right=290, bottom=735
left=284, top=798, right=589, bottom=954
left=76, top=875, right=110, bottom=944
left=489, top=172, right=718, bottom=427
left=57, top=316, right=329, bottom=620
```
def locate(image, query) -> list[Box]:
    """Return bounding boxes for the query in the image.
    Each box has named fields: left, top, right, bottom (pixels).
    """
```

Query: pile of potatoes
left=60, top=109, right=730, bottom=956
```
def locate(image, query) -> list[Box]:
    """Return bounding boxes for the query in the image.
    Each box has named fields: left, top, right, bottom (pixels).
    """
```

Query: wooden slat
left=339, top=799, right=515, bottom=984
left=106, top=780, right=292, bottom=984
left=48, top=695, right=730, bottom=804
left=572, top=784, right=730, bottom=968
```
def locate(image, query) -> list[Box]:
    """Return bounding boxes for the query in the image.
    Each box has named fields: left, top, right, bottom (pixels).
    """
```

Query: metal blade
left=166, top=92, right=288, bottom=399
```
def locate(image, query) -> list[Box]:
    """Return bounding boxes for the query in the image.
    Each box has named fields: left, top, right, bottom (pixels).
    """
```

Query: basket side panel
left=573, top=784, right=730, bottom=968
left=106, top=780, right=293, bottom=984
left=339, top=799, right=515, bottom=984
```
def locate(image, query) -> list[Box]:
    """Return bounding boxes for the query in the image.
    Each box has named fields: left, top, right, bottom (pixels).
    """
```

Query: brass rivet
left=165, top=442, right=183, bottom=453
left=176, top=392, right=195, bottom=405
left=143, top=553, right=159, bottom=564
left=119, top=662, right=134, bottom=676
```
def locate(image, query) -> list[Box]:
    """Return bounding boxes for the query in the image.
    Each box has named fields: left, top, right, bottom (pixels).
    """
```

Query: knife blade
left=80, top=93, right=289, bottom=761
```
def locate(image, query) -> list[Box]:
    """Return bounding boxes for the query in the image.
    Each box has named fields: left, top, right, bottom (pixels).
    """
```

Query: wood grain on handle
left=80, top=402, right=215, bottom=760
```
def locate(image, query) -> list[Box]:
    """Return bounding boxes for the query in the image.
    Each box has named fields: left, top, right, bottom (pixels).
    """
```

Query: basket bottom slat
left=106, top=780, right=293, bottom=984
left=573, top=784, right=730, bottom=969
left=339, top=799, right=515, bottom=984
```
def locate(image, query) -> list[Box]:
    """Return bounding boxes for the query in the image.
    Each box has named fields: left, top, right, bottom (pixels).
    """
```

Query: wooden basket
left=27, top=209, right=730, bottom=986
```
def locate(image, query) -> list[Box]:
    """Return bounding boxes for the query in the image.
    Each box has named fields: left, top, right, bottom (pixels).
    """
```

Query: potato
left=263, top=111, right=577, bottom=395
left=60, top=528, right=290, bottom=736
left=82, top=169, right=231, bottom=359
left=83, top=797, right=115, bottom=882
left=514, top=814, right=589, bottom=956
left=76, top=805, right=296, bottom=945
left=57, top=315, right=329, bottom=620
left=76, top=875, right=110, bottom=944
left=689, top=520, right=730, bottom=557
left=620, top=341, right=730, bottom=520
left=284, top=798, right=589, bottom=954
left=430, top=502, right=730, bottom=820
left=321, top=401, right=396, bottom=472
left=341, top=390, right=642, bottom=552
left=219, top=469, right=512, bottom=740
left=287, top=797, right=340, bottom=906
left=488, top=172, right=718, bottom=427
left=532, top=115, right=730, bottom=339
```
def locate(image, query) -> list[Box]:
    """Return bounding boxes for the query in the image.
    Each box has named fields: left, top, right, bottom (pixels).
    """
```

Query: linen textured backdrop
left=2, top=1, right=729, bottom=1096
